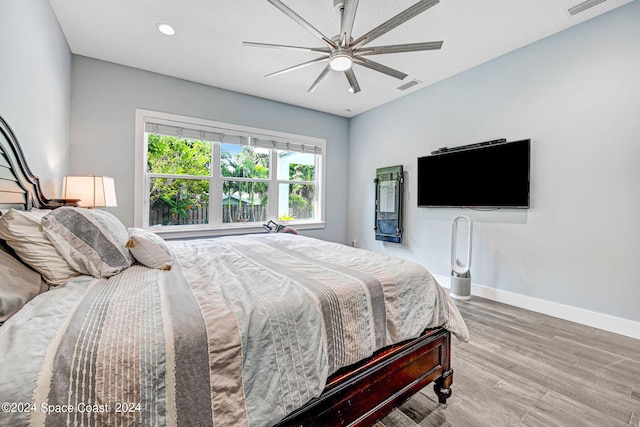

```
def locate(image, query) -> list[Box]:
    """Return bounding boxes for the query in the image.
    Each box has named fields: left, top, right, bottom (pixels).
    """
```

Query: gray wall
left=69, top=57, right=350, bottom=243
left=0, top=0, right=72, bottom=195
left=348, top=2, right=640, bottom=323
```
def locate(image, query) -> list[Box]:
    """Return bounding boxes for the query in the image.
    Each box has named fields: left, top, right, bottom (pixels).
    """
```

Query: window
left=135, top=110, right=325, bottom=238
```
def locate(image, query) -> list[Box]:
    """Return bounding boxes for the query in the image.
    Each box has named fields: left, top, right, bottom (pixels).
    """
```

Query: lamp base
left=45, top=198, right=80, bottom=209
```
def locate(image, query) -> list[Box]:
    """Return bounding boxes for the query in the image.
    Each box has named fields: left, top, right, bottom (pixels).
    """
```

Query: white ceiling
left=49, top=0, right=633, bottom=118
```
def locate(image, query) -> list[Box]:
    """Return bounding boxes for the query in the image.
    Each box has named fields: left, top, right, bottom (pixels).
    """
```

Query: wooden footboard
left=275, top=327, right=452, bottom=427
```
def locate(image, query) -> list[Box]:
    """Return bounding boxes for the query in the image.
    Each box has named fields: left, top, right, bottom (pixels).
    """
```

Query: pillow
left=42, top=207, right=132, bottom=278
left=0, top=209, right=80, bottom=285
left=126, top=228, right=173, bottom=270
left=0, top=246, right=44, bottom=324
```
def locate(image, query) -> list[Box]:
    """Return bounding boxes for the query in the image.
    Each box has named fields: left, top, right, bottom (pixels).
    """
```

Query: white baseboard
left=433, top=274, right=640, bottom=340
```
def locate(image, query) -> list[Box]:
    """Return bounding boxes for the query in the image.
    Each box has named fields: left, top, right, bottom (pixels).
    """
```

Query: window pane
left=222, top=181, right=269, bottom=223
left=147, top=134, right=211, bottom=176
left=149, top=178, right=209, bottom=226
left=221, top=144, right=269, bottom=179
left=277, top=151, right=316, bottom=181
left=278, top=183, right=315, bottom=221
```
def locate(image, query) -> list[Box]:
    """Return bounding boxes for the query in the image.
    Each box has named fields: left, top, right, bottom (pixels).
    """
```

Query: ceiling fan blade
left=351, top=0, right=439, bottom=49
left=344, top=68, right=361, bottom=93
left=266, top=57, right=329, bottom=78
left=308, top=65, right=332, bottom=92
left=267, top=0, right=337, bottom=49
left=339, top=0, right=359, bottom=47
left=243, top=41, right=331, bottom=55
left=353, top=56, right=407, bottom=80
left=356, top=41, right=443, bottom=56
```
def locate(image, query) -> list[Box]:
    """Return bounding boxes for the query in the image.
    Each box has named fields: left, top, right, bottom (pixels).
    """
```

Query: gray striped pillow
left=42, top=207, right=132, bottom=278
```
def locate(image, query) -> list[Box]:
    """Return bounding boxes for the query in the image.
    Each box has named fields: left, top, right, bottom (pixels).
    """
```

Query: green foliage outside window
left=147, top=134, right=272, bottom=224
left=147, top=134, right=210, bottom=222
left=220, top=145, right=269, bottom=222
left=288, top=163, right=315, bottom=217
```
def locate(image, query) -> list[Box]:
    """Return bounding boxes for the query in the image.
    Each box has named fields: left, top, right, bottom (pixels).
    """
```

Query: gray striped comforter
left=0, top=234, right=468, bottom=427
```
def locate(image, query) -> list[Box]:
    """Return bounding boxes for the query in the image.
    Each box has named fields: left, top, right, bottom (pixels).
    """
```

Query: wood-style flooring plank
left=379, top=296, right=640, bottom=427
left=521, top=390, right=629, bottom=427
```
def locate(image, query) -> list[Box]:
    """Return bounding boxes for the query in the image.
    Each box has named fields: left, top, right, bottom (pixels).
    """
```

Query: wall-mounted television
left=417, top=139, right=530, bottom=209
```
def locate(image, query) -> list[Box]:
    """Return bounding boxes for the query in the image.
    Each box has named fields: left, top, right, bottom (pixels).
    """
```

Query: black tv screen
left=417, top=139, right=530, bottom=208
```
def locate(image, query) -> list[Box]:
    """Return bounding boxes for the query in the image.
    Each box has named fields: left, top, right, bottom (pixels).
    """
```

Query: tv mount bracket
left=431, top=138, right=507, bottom=155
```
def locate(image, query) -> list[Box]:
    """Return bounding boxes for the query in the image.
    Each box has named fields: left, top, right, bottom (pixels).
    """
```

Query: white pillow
left=42, top=207, right=132, bottom=278
left=0, top=209, right=80, bottom=285
left=126, top=228, right=173, bottom=270
left=0, top=246, right=44, bottom=324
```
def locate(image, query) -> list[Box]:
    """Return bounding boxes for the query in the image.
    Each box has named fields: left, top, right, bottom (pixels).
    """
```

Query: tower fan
left=450, top=216, right=472, bottom=300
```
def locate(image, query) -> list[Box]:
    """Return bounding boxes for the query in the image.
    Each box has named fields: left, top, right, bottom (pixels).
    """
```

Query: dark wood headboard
left=0, top=114, right=71, bottom=210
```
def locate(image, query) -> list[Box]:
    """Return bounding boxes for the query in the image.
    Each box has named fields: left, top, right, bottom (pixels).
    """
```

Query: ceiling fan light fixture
left=329, top=50, right=353, bottom=71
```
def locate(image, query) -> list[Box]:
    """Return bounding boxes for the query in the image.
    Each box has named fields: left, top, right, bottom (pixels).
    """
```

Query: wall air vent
left=397, top=79, right=421, bottom=91
left=568, top=0, right=607, bottom=16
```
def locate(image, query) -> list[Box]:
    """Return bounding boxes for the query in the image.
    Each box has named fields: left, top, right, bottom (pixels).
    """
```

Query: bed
left=0, top=114, right=468, bottom=426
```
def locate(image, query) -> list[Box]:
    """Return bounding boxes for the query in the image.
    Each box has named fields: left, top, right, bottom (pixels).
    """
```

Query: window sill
left=151, top=221, right=326, bottom=240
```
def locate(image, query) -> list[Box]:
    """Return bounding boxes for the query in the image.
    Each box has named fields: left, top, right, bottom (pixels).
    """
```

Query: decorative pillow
left=42, top=207, right=132, bottom=278
left=126, top=228, right=173, bottom=270
left=0, top=246, right=44, bottom=324
left=0, top=209, right=80, bottom=285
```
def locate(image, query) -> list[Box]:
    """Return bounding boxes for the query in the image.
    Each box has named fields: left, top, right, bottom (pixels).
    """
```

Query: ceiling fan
left=243, top=0, right=443, bottom=93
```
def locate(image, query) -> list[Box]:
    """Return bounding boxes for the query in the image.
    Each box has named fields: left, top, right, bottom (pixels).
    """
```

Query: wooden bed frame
left=0, top=116, right=77, bottom=210
left=0, top=114, right=454, bottom=426
left=275, top=328, right=453, bottom=426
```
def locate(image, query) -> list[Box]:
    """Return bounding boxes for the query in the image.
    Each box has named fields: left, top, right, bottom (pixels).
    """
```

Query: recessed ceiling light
left=157, top=23, right=175, bottom=36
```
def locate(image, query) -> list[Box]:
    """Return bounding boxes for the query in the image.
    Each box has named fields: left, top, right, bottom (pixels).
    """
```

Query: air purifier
left=450, top=215, right=472, bottom=300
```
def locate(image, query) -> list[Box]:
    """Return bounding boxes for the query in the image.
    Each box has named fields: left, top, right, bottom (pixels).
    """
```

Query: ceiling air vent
left=397, top=79, right=421, bottom=91
left=568, top=0, right=607, bottom=16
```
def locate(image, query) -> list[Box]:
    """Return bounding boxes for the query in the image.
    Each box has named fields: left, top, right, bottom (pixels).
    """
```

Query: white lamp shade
left=62, top=176, right=118, bottom=208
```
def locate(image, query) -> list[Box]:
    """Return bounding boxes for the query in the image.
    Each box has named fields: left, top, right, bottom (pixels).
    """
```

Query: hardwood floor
left=378, top=297, right=640, bottom=427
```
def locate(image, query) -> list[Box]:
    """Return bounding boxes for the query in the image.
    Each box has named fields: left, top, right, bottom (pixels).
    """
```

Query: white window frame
left=134, top=109, right=326, bottom=239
